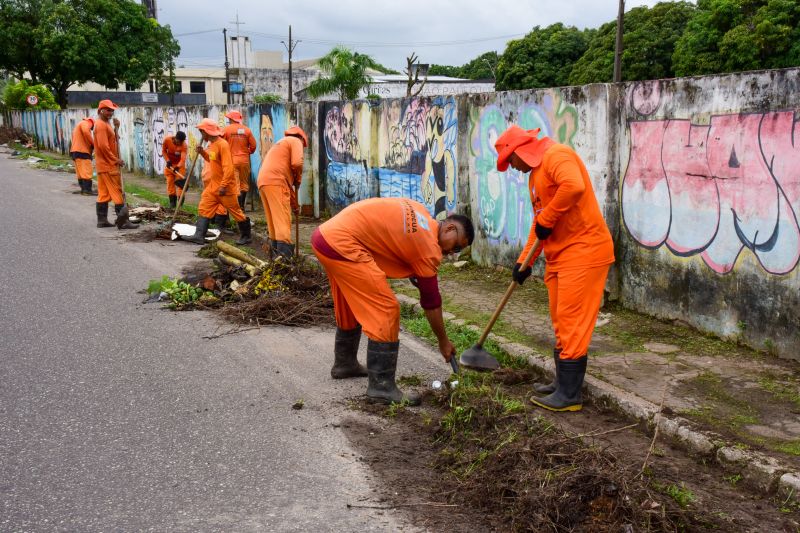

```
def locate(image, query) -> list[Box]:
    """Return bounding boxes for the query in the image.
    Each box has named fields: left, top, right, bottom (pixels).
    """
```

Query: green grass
left=124, top=183, right=198, bottom=215
left=759, top=375, right=800, bottom=409
left=399, top=303, right=527, bottom=369
left=397, top=374, right=423, bottom=387
left=658, top=482, right=696, bottom=508
left=10, top=142, right=70, bottom=166
left=775, top=440, right=800, bottom=456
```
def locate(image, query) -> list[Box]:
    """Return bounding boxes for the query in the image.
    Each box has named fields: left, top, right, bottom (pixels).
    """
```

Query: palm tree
left=306, top=46, right=381, bottom=101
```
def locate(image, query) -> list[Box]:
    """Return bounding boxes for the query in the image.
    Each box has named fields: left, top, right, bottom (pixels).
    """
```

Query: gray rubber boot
left=235, top=218, right=252, bottom=245
left=184, top=216, right=211, bottom=244
left=366, top=339, right=421, bottom=405
left=533, top=348, right=562, bottom=394
left=215, top=213, right=235, bottom=235
left=96, top=202, right=113, bottom=228
left=530, top=355, right=587, bottom=412
left=331, top=326, right=367, bottom=379
left=114, top=204, right=138, bottom=230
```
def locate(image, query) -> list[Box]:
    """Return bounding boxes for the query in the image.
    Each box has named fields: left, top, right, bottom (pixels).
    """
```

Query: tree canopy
left=305, top=46, right=381, bottom=100
left=0, top=0, right=180, bottom=108
left=2, top=78, right=59, bottom=109
left=569, top=2, right=696, bottom=85
left=429, top=51, right=499, bottom=80
left=495, top=24, right=594, bottom=91
left=673, top=0, right=800, bottom=76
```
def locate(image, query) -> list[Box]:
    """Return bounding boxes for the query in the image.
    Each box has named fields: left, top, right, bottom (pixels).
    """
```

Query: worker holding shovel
left=222, top=110, right=257, bottom=211
left=93, top=99, right=137, bottom=230
left=162, top=131, right=187, bottom=209
left=311, top=198, right=473, bottom=405
left=69, top=117, right=94, bottom=195
left=184, top=118, right=251, bottom=245
left=256, top=126, right=307, bottom=258
left=495, top=125, right=614, bottom=412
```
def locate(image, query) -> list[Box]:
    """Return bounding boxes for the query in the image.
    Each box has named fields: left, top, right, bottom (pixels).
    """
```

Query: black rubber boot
left=275, top=241, right=294, bottom=258
left=366, top=339, right=421, bottom=405
left=114, top=204, right=138, bottom=229
left=215, top=213, right=235, bottom=235
left=169, top=195, right=177, bottom=209
left=238, top=190, right=247, bottom=210
left=80, top=179, right=93, bottom=195
left=235, top=217, right=252, bottom=245
left=184, top=217, right=211, bottom=244
left=96, top=202, right=113, bottom=228
left=530, top=355, right=587, bottom=412
left=533, top=348, right=562, bottom=394
left=331, top=326, right=367, bottom=379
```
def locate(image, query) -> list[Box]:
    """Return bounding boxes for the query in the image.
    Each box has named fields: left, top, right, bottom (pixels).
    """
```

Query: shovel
left=459, top=239, right=541, bottom=371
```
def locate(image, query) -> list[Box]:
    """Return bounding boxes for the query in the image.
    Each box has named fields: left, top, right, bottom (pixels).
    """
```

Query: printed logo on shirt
left=209, top=151, right=217, bottom=161
left=415, top=210, right=430, bottom=231
left=237, top=128, right=245, bottom=135
left=402, top=200, right=418, bottom=234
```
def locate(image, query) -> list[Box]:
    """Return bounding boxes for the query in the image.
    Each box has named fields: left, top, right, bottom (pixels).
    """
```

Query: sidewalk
left=88, top=164, right=800, bottom=498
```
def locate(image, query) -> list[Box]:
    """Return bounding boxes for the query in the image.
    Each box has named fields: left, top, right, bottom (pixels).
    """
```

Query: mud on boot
left=114, top=204, right=138, bottom=230
left=331, top=326, right=367, bottom=379
left=96, top=202, right=114, bottom=228
left=184, top=216, right=211, bottom=244
left=533, top=348, right=561, bottom=395
left=530, top=355, right=586, bottom=412
left=366, top=339, right=420, bottom=405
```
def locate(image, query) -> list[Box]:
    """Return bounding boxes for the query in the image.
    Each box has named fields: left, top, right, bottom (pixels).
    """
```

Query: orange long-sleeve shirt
left=222, top=123, right=257, bottom=165
left=69, top=118, right=94, bottom=157
left=162, top=135, right=187, bottom=168
left=93, top=118, right=119, bottom=173
left=200, top=137, right=237, bottom=192
left=256, top=136, right=304, bottom=189
left=517, top=144, right=614, bottom=272
left=319, top=198, right=442, bottom=279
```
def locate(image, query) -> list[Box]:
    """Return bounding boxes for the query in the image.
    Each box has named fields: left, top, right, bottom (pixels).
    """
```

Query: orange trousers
left=97, top=171, right=124, bottom=205
left=313, top=248, right=400, bottom=342
left=73, top=158, right=92, bottom=180
left=234, top=162, right=251, bottom=192
left=164, top=166, right=186, bottom=196
left=259, top=184, right=292, bottom=243
left=198, top=189, right=246, bottom=221
left=544, top=264, right=610, bottom=360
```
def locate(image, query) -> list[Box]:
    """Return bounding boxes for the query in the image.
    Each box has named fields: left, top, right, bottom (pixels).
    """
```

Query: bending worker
left=312, top=197, right=473, bottom=405
left=257, top=126, right=307, bottom=258
left=495, top=125, right=614, bottom=412
left=162, top=131, right=187, bottom=208
left=70, top=116, right=94, bottom=195
left=93, top=99, right=137, bottom=230
left=185, top=118, right=251, bottom=246
left=222, top=110, right=256, bottom=210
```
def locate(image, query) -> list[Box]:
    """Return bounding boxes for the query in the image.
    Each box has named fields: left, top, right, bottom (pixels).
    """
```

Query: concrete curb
left=395, top=292, right=800, bottom=501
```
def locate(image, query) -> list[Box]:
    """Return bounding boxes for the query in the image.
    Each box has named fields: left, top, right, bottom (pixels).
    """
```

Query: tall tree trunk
left=56, top=82, right=69, bottom=109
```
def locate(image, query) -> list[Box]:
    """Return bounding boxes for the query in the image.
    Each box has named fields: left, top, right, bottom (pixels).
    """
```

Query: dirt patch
left=0, top=126, right=33, bottom=145
left=344, top=373, right=800, bottom=532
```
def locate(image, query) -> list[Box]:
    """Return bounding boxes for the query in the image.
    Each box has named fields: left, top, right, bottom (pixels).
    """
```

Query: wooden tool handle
left=476, top=239, right=541, bottom=346
left=294, top=184, right=300, bottom=257
left=169, top=143, right=203, bottom=227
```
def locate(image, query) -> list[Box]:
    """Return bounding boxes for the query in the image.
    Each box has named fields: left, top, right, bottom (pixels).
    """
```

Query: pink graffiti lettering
left=623, top=111, right=800, bottom=275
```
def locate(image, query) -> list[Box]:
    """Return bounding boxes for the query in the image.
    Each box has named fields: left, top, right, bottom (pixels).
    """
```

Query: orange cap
left=284, top=126, right=308, bottom=147
left=197, top=118, right=223, bottom=136
left=494, top=125, right=554, bottom=171
left=97, top=99, right=118, bottom=111
left=225, top=110, right=243, bottom=123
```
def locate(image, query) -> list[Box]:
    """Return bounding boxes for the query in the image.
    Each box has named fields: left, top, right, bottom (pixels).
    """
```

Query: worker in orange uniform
left=222, top=110, right=257, bottom=210
left=93, top=99, right=137, bottom=230
left=184, top=118, right=251, bottom=245
left=70, top=117, right=95, bottom=195
left=162, top=131, right=187, bottom=208
left=257, top=126, right=307, bottom=258
left=312, top=197, right=474, bottom=405
left=495, top=125, right=614, bottom=412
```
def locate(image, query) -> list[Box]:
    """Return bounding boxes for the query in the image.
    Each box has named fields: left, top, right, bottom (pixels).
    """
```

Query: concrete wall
left=241, top=68, right=318, bottom=103
left=11, top=67, right=800, bottom=359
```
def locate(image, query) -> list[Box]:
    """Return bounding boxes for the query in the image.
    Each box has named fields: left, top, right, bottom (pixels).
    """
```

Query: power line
left=246, top=30, right=525, bottom=48
left=174, top=28, right=224, bottom=37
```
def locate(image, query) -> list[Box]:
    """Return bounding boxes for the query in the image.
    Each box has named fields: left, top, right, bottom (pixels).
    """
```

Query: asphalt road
left=0, top=155, right=447, bottom=531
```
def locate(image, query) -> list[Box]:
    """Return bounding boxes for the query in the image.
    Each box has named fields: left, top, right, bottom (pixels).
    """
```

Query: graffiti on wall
left=622, top=110, right=800, bottom=275
left=246, top=104, right=287, bottom=188
left=471, top=90, right=579, bottom=246
left=321, top=96, right=458, bottom=219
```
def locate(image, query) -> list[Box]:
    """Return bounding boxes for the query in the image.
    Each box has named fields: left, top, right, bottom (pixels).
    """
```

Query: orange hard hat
left=97, top=99, right=118, bottom=111
left=284, top=126, right=308, bottom=147
left=494, top=125, right=551, bottom=171
left=225, top=110, right=243, bottom=123
left=197, top=118, right=223, bottom=136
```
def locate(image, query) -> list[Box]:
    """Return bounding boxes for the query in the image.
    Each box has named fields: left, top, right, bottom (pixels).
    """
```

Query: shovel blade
left=459, top=344, right=500, bottom=371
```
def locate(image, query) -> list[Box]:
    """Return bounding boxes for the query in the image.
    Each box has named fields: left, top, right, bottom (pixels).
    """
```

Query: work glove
left=408, top=276, right=419, bottom=288
left=166, top=161, right=173, bottom=170
left=512, top=263, right=532, bottom=285
left=290, top=192, right=299, bottom=213
left=534, top=222, right=553, bottom=241
left=175, top=178, right=186, bottom=190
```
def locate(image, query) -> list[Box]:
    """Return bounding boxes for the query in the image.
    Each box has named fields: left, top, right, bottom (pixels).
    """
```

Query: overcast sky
left=159, top=0, right=681, bottom=71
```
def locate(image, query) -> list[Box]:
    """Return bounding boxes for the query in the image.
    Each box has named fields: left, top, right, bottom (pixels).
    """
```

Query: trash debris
left=452, top=260, right=468, bottom=269
left=26, top=156, right=43, bottom=164
left=171, top=223, right=220, bottom=242
left=432, top=380, right=443, bottom=390
left=292, top=399, right=305, bottom=410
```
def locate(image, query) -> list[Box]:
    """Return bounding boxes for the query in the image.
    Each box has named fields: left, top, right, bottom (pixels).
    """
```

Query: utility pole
left=223, top=28, right=231, bottom=104
left=282, top=25, right=299, bottom=102
left=613, top=0, right=625, bottom=83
